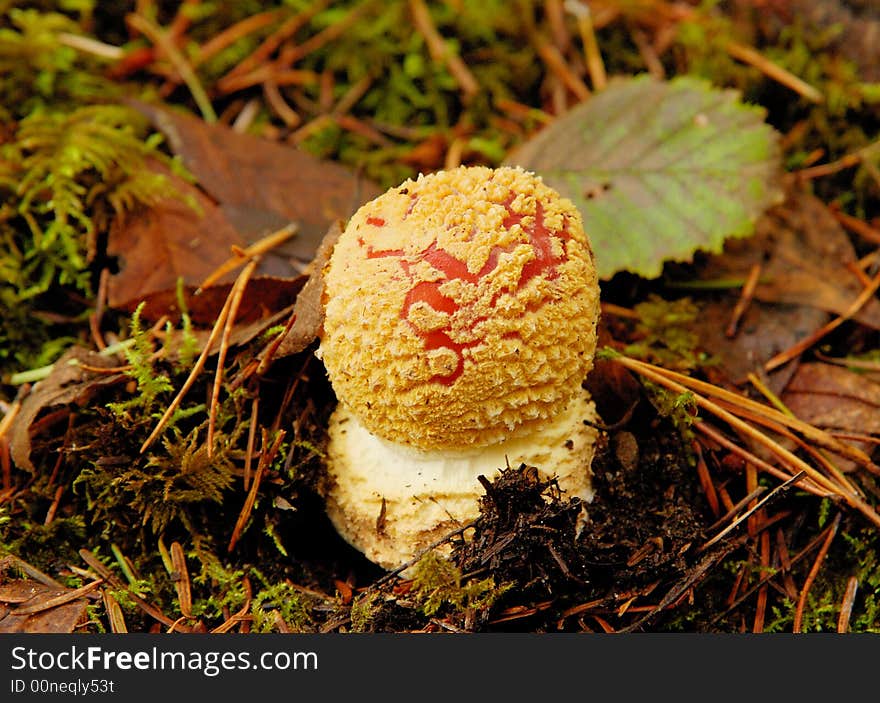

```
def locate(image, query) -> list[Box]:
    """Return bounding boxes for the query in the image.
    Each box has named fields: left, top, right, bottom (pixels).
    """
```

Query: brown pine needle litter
left=793, top=513, right=841, bottom=633
left=612, top=353, right=880, bottom=528
left=764, top=268, right=880, bottom=372
left=207, top=256, right=260, bottom=457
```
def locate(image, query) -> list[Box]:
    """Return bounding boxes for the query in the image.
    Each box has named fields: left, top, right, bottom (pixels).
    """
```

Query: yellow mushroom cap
left=318, top=165, right=600, bottom=451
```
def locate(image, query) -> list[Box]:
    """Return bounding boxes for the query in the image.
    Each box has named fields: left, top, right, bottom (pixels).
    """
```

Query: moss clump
left=410, top=551, right=511, bottom=618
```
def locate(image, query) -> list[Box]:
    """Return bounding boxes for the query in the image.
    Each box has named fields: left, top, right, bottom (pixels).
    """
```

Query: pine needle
left=793, top=512, right=841, bottom=633
left=207, top=256, right=259, bottom=457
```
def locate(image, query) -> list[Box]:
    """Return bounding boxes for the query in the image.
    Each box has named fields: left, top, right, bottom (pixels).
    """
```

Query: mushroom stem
left=323, top=388, right=599, bottom=569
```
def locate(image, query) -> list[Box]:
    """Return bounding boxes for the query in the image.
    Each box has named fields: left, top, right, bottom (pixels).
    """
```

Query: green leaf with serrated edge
left=504, top=75, right=784, bottom=280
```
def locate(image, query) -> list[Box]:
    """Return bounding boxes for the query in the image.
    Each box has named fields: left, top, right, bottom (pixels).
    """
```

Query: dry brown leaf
left=783, top=362, right=880, bottom=434
left=108, top=102, right=380, bottom=313
left=696, top=187, right=880, bottom=329
left=107, top=165, right=246, bottom=309
left=266, top=220, right=342, bottom=360
left=699, top=298, right=828, bottom=393
left=0, top=579, right=89, bottom=634
left=134, top=101, right=379, bottom=257
left=780, top=362, right=880, bottom=471
left=9, top=347, right=126, bottom=472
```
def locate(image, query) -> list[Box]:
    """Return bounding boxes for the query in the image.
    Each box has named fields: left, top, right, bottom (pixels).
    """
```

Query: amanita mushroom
left=316, top=165, right=601, bottom=569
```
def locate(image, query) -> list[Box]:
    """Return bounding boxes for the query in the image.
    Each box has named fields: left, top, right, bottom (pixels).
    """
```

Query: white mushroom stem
left=322, top=388, right=599, bottom=570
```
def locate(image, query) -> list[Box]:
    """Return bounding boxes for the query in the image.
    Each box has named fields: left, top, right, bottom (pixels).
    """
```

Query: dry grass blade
left=712, top=521, right=833, bottom=624
left=838, top=576, right=859, bottom=633
left=0, top=400, right=21, bottom=444
left=408, top=0, right=479, bottom=99
left=725, top=41, right=823, bottom=103
left=79, top=549, right=182, bottom=630
left=793, top=512, right=841, bottom=633
left=565, top=0, right=607, bottom=90
left=726, top=262, right=762, bottom=338
left=126, top=13, right=217, bottom=123
left=711, top=399, right=863, bottom=499
left=228, top=428, right=286, bottom=553
left=140, top=282, right=237, bottom=455
left=699, top=473, right=804, bottom=552
left=210, top=576, right=253, bottom=633
left=194, top=10, right=282, bottom=67
left=536, top=42, right=591, bottom=102
left=0, top=555, right=66, bottom=590
left=197, top=223, right=298, bottom=292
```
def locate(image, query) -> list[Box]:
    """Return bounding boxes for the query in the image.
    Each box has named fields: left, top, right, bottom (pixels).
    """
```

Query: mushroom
left=316, top=165, right=601, bottom=570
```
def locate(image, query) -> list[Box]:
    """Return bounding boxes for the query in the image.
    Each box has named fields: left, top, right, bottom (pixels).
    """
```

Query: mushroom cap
left=318, top=165, right=599, bottom=451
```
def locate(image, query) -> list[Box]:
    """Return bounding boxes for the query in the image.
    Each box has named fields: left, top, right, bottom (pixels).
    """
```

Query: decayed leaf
left=9, top=347, right=126, bottom=472
left=698, top=298, right=828, bottom=393
left=505, top=75, right=784, bottom=279
left=0, top=578, right=90, bottom=634
left=107, top=164, right=244, bottom=308
left=696, top=187, right=880, bottom=329
left=133, top=100, right=380, bottom=259
left=781, top=362, right=880, bottom=471
left=783, top=362, right=880, bottom=435
left=108, top=103, right=381, bottom=311
left=267, top=221, right=343, bottom=360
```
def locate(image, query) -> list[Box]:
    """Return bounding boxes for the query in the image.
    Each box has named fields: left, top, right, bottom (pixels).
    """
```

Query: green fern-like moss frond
left=0, top=104, right=185, bottom=297
left=0, top=7, right=112, bottom=120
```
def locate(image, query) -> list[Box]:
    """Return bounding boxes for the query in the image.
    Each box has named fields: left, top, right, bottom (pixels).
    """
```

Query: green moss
left=250, top=577, right=314, bottom=633
left=410, top=552, right=511, bottom=617
left=625, top=295, right=712, bottom=371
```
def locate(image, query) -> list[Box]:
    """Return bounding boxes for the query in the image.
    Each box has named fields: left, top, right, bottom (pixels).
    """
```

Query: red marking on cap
left=357, top=190, right=572, bottom=386
left=366, top=216, right=386, bottom=227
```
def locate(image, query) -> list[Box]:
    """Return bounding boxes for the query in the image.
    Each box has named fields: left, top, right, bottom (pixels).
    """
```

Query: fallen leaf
left=586, top=326, right=642, bottom=426
left=267, top=221, right=342, bottom=360
left=695, top=187, right=880, bottom=329
left=107, top=102, right=381, bottom=311
left=134, top=101, right=380, bottom=258
left=505, top=75, right=784, bottom=279
left=0, top=579, right=89, bottom=634
left=781, top=362, right=880, bottom=471
left=9, top=347, right=127, bottom=472
left=107, top=166, right=244, bottom=308
left=782, top=362, right=880, bottom=433
left=699, top=297, right=828, bottom=394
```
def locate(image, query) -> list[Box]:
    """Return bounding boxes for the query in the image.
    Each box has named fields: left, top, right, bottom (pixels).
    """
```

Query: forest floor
left=3, top=0, right=880, bottom=634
